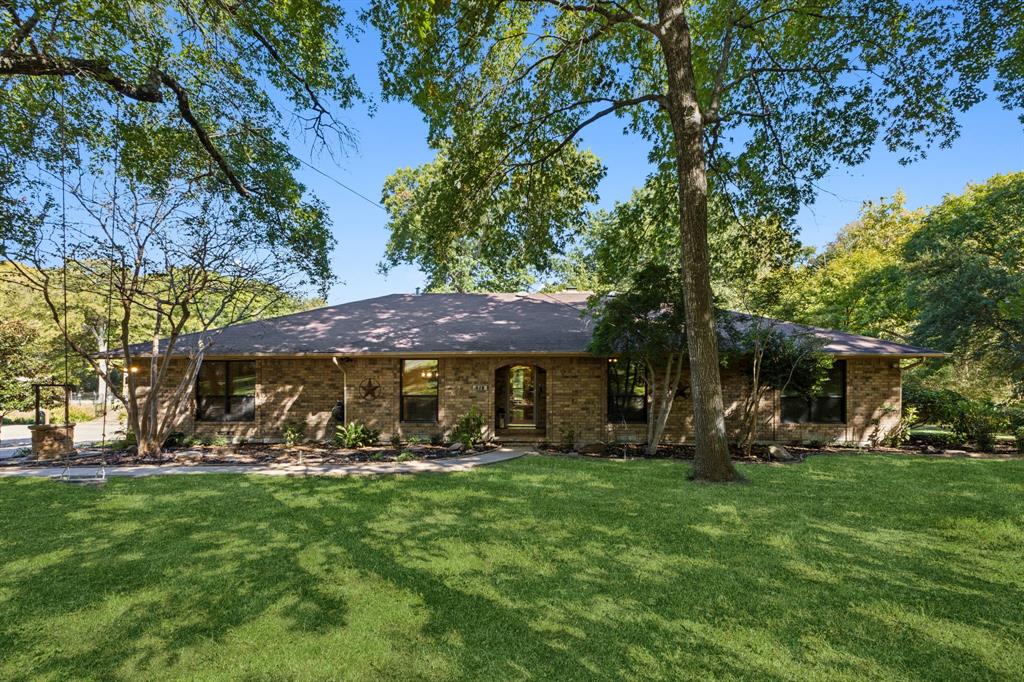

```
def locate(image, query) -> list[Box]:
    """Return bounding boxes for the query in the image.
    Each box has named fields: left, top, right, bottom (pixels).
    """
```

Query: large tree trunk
left=658, top=0, right=740, bottom=482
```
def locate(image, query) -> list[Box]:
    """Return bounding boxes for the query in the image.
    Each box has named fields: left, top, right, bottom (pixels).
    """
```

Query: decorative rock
left=920, top=444, right=941, bottom=455
left=768, top=444, right=795, bottom=462
left=447, top=442, right=465, bottom=452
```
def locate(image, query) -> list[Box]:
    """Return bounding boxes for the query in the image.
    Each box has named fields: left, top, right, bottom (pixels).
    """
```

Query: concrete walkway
left=0, top=447, right=530, bottom=479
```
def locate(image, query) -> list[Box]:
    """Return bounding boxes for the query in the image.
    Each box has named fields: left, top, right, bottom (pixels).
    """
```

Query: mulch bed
left=538, top=441, right=1020, bottom=463
left=0, top=442, right=498, bottom=468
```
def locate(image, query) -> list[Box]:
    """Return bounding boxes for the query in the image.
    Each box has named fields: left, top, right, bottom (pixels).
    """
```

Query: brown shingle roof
left=133, top=291, right=945, bottom=358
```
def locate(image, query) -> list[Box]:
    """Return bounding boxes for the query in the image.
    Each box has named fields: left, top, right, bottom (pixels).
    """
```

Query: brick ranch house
left=136, top=291, right=943, bottom=447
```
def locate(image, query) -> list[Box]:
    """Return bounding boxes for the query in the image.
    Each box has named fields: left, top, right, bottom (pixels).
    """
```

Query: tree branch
left=537, top=0, right=659, bottom=35
left=0, top=52, right=163, bottom=101
left=159, top=73, right=249, bottom=196
left=514, top=93, right=665, bottom=167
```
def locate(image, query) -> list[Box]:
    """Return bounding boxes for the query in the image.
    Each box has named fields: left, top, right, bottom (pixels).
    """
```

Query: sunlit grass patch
left=0, top=455, right=1022, bottom=680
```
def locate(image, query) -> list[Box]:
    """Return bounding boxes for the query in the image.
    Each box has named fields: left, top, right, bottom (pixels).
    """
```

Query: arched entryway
left=495, top=364, right=547, bottom=438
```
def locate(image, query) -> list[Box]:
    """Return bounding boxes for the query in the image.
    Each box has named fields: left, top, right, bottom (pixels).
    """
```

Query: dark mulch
left=538, top=440, right=1020, bottom=462
left=0, top=442, right=498, bottom=468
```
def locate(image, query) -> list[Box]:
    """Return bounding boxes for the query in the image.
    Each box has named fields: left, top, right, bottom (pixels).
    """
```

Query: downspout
left=332, top=356, right=349, bottom=424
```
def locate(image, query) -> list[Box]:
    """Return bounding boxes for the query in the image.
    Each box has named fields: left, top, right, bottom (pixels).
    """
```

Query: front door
left=507, top=365, right=536, bottom=427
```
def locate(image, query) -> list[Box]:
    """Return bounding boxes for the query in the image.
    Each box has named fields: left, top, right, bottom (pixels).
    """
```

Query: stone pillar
left=28, top=424, right=76, bottom=460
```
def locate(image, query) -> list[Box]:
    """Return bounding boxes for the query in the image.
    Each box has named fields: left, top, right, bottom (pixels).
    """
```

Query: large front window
left=196, top=360, right=256, bottom=422
left=781, top=360, right=846, bottom=424
left=608, top=359, right=647, bottom=424
left=401, top=359, right=438, bottom=422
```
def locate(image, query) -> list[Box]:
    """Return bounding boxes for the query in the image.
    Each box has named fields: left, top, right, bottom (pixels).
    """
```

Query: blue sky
left=292, top=25, right=1024, bottom=305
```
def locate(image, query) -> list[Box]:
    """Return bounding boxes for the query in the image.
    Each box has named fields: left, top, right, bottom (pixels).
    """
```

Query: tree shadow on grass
left=0, top=455, right=1022, bottom=679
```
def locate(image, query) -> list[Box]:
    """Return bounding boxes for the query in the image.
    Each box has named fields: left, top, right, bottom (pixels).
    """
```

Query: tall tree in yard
left=371, top=0, right=982, bottom=481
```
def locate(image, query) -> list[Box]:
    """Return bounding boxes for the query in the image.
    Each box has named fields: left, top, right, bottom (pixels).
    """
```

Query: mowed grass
left=1, top=456, right=1022, bottom=681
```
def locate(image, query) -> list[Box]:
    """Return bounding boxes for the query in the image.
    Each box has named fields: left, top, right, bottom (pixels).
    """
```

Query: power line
left=289, top=152, right=387, bottom=212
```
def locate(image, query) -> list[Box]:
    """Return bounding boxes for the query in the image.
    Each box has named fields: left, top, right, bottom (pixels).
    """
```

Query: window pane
left=608, top=360, right=647, bottom=424
left=198, top=362, right=226, bottom=399
left=227, top=395, right=256, bottom=422
left=402, top=359, right=438, bottom=396
left=819, top=362, right=844, bottom=397
left=781, top=396, right=810, bottom=424
left=402, top=396, right=437, bottom=422
left=811, top=396, right=845, bottom=423
left=198, top=396, right=225, bottom=421
left=229, top=362, right=256, bottom=396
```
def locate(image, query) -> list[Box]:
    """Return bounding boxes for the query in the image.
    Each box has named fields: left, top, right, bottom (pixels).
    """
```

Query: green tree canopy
left=905, top=172, right=1024, bottom=394
left=774, top=192, right=923, bottom=341
left=1, top=0, right=361, bottom=290
left=380, top=143, right=603, bottom=292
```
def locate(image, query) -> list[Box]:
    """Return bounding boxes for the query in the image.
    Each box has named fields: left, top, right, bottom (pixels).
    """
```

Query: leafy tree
left=905, top=172, right=1024, bottom=395
left=775, top=193, right=923, bottom=341
left=371, top=0, right=980, bottom=481
left=0, top=317, right=50, bottom=439
left=588, top=263, right=688, bottom=457
left=957, top=0, right=1024, bottom=123
left=380, top=143, right=603, bottom=292
left=4, top=175, right=319, bottom=457
left=0, top=261, right=313, bottom=395
left=554, top=171, right=803, bottom=312
left=720, top=316, right=831, bottom=457
left=1, top=0, right=359, bottom=288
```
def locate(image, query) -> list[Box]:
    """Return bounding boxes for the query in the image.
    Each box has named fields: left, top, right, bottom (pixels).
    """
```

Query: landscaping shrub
left=109, top=431, right=137, bottom=452
left=282, top=421, right=305, bottom=446
left=202, top=434, right=230, bottom=447
left=449, top=407, right=485, bottom=447
left=951, top=401, right=1007, bottom=452
left=911, top=431, right=961, bottom=450
left=904, top=385, right=1010, bottom=450
left=389, top=432, right=402, bottom=448
left=397, top=451, right=415, bottom=462
left=883, top=406, right=918, bottom=446
left=163, top=431, right=188, bottom=447
left=1014, top=427, right=1024, bottom=455
left=334, top=421, right=380, bottom=448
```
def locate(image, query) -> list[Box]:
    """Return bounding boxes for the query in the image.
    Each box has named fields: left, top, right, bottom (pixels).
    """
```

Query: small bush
left=1015, top=427, right=1024, bottom=455
left=397, top=451, right=415, bottom=462
left=334, top=421, right=380, bottom=448
left=389, top=432, right=402, bottom=448
left=282, top=421, right=305, bottom=446
left=449, top=407, right=485, bottom=448
left=163, top=431, right=188, bottom=447
left=883, top=406, right=918, bottom=446
left=429, top=433, right=443, bottom=446
left=911, top=431, right=961, bottom=450
left=202, top=434, right=230, bottom=447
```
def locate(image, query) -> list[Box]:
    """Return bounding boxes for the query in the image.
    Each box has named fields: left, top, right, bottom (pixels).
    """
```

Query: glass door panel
left=508, top=365, right=536, bottom=426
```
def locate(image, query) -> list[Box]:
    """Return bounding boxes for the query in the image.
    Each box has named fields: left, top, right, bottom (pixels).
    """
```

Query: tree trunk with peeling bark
left=658, top=0, right=741, bottom=482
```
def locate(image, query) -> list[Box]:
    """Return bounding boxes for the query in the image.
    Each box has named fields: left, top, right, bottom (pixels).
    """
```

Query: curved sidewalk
left=0, top=447, right=529, bottom=479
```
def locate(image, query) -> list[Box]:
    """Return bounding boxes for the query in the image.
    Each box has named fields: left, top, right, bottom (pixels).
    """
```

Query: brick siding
left=140, top=355, right=901, bottom=446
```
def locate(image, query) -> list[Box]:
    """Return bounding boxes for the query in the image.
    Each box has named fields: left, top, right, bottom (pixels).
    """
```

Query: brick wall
left=137, top=354, right=901, bottom=446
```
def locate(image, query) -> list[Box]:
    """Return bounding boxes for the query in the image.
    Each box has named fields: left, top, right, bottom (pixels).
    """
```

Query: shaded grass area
left=1, top=455, right=1022, bottom=680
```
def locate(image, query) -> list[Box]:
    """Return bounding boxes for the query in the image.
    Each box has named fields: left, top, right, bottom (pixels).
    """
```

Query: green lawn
left=1, top=456, right=1022, bottom=681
